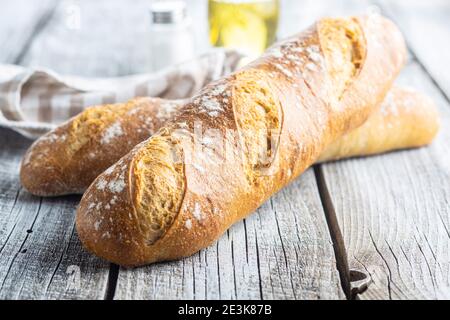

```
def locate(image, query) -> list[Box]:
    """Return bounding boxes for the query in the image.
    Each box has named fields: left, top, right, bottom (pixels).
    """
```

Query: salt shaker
left=147, top=0, right=195, bottom=72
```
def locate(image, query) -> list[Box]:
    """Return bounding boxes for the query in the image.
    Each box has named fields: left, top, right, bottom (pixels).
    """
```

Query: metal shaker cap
left=150, top=1, right=187, bottom=24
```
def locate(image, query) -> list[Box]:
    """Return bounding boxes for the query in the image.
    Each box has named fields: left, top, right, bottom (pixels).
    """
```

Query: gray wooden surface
left=323, top=60, right=450, bottom=299
left=0, top=0, right=449, bottom=300
left=115, top=169, right=344, bottom=300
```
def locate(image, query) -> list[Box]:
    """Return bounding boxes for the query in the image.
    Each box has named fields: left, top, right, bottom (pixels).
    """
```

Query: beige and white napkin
left=0, top=49, right=243, bottom=139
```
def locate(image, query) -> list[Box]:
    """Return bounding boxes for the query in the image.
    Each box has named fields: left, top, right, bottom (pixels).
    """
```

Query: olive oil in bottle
left=208, top=0, right=280, bottom=57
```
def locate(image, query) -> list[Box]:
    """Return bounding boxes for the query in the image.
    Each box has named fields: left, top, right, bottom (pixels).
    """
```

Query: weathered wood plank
left=377, top=0, right=450, bottom=98
left=0, top=1, right=121, bottom=299
left=0, top=0, right=222, bottom=300
left=321, top=60, right=450, bottom=299
left=0, top=0, right=57, bottom=63
left=1, top=0, right=199, bottom=300
left=114, top=169, right=345, bottom=300
left=0, top=128, right=111, bottom=299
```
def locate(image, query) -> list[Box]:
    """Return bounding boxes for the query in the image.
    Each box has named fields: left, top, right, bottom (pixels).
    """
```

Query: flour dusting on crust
left=96, top=178, right=107, bottom=190
left=194, top=81, right=230, bottom=117
left=157, top=102, right=179, bottom=120
left=101, top=122, right=123, bottom=144
left=108, top=174, right=125, bottom=193
left=193, top=202, right=203, bottom=221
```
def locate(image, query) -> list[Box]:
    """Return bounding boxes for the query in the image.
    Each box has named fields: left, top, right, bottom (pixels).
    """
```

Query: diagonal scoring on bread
left=74, top=15, right=408, bottom=266
left=131, top=128, right=186, bottom=245
left=232, top=70, right=283, bottom=184
left=319, top=17, right=366, bottom=100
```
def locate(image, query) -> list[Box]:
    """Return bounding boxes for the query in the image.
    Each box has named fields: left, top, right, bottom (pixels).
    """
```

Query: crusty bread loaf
left=319, top=86, right=440, bottom=162
left=76, top=15, right=407, bottom=266
left=20, top=97, right=184, bottom=196
left=20, top=85, right=439, bottom=197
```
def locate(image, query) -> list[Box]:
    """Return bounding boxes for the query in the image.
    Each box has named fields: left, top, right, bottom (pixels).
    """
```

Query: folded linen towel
left=0, top=49, right=243, bottom=138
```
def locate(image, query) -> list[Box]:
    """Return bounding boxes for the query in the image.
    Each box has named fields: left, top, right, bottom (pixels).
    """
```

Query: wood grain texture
left=0, top=119, right=111, bottom=300
left=0, top=0, right=112, bottom=299
left=321, top=60, right=450, bottom=299
left=377, top=0, right=450, bottom=98
left=114, top=169, right=344, bottom=300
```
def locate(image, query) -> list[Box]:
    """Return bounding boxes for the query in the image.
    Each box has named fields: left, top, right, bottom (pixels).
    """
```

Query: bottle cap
left=150, top=1, right=187, bottom=24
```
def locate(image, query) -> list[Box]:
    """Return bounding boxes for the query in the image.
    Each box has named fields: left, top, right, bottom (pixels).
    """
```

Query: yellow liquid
left=208, top=0, right=280, bottom=57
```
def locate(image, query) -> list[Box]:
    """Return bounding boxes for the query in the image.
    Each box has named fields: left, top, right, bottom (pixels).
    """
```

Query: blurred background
left=0, top=0, right=449, bottom=77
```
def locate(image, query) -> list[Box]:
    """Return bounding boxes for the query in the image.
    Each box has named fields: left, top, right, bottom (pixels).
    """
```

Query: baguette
left=20, top=98, right=185, bottom=196
left=75, top=15, right=407, bottom=266
left=318, top=86, right=439, bottom=162
left=20, top=86, right=438, bottom=196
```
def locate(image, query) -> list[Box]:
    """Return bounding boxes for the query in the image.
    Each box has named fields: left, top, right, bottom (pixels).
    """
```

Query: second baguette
left=20, top=98, right=184, bottom=196
left=319, top=86, right=439, bottom=162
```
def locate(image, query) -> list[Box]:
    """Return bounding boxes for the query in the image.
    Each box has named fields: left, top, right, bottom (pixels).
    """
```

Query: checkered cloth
left=0, top=49, right=243, bottom=139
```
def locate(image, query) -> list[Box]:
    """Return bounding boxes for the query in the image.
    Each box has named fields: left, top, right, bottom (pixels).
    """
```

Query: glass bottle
left=208, top=0, right=280, bottom=58
left=148, top=0, right=195, bottom=72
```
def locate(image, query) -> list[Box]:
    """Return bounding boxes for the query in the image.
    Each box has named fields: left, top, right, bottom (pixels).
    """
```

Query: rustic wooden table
left=0, top=0, right=449, bottom=300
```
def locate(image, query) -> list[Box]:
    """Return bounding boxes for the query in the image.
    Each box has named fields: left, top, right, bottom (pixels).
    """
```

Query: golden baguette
left=319, top=86, right=439, bottom=162
left=75, top=15, right=407, bottom=266
left=20, top=98, right=184, bottom=196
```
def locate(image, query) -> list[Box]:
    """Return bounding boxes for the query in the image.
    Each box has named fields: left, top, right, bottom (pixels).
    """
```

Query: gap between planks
left=309, top=1, right=450, bottom=300
left=104, top=264, right=119, bottom=300
left=314, top=166, right=353, bottom=299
